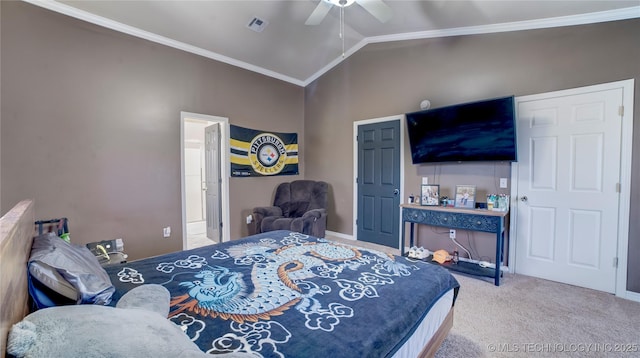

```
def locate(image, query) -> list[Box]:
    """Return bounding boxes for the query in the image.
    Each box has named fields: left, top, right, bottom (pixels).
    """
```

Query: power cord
left=450, top=236, right=473, bottom=260
left=466, top=231, right=480, bottom=259
left=95, top=244, right=110, bottom=260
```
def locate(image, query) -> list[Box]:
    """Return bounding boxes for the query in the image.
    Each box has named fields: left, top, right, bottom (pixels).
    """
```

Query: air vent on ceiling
left=247, top=17, right=268, bottom=33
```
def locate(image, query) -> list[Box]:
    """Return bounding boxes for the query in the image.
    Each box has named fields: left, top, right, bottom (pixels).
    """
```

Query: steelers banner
left=230, top=125, right=299, bottom=177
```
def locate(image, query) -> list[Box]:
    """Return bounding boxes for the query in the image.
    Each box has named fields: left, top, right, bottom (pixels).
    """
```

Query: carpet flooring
left=434, top=272, right=640, bottom=357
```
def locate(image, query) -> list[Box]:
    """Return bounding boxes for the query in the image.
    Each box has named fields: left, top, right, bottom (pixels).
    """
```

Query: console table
left=400, top=204, right=508, bottom=286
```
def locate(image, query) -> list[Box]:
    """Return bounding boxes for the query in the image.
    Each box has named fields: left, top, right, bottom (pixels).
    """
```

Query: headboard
left=0, top=200, right=35, bottom=357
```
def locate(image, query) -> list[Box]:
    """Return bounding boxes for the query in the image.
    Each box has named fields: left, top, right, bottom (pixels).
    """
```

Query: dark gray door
left=357, top=120, right=401, bottom=248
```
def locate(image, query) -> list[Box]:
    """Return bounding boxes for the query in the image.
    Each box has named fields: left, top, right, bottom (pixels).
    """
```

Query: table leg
left=401, top=221, right=405, bottom=256
left=409, top=223, right=415, bottom=251
left=400, top=221, right=415, bottom=257
left=494, top=223, right=503, bottom=286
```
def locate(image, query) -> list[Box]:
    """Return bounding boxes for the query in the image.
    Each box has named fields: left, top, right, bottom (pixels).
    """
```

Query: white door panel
left=571, top=134, right=603, bottom=191
left=205, top=123, right=221, bottom=242
left=530, top=136, right=557, bottom=190
left=515, top=86, right=622, bottom=293
left=527, top=206, right=555, bottom=261
left=568, top=209, right=600, bottom=268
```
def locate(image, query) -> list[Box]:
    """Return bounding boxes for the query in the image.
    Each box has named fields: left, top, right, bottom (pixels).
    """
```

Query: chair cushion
left=288, top=201, right=310, bottom=218
left=271, top=217, right=296, bottom=231
left=275, top=180, right=327, bottom=218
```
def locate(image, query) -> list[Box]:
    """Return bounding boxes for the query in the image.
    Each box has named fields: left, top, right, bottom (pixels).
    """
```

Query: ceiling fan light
left=326, top=0, right=356, bottom=8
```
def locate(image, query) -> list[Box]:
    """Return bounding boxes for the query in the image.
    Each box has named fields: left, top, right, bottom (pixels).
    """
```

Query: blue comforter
left=105, top=230, right=459, bottom=357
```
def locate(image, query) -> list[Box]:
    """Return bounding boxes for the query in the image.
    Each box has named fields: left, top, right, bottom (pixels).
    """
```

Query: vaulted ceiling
left=29, top=0, right=640, bottom=86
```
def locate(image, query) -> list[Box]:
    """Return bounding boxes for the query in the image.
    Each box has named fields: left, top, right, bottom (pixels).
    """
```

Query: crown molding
left=24, top=1, right=640, bottom=87
left=23, top=0, right=307, bottom=86
left=365, top=6, right=640, bottom=45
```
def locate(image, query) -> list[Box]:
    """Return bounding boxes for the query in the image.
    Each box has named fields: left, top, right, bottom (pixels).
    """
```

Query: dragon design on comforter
left=106, top=231, right=458, bottom=358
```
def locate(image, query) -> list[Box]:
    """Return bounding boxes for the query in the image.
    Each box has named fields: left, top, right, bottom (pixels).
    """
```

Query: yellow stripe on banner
left=230, top=154, right=251, bottom=165
left=230, top=138, right=250, bottom=150
left=285, top=144, right=298, bottom=152
left=232, top=155, right=297, bottom=166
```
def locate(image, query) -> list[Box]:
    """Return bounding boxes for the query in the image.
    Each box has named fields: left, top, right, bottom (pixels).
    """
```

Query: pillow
left=28, top=259, right=76, bottom=300
left=7, top=285, right=255, bottom=358
left=116, top=283, right=170, bottom=317
left=28, top=233, right=115, bottom=308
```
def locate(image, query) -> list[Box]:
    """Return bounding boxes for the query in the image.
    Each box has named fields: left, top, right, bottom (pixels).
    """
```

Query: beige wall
left=1, top=2, right=304, bottom=260
left=304, top=19, right=640, bottom=292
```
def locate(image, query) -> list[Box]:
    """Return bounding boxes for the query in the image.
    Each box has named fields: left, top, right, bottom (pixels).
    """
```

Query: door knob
left=393, top=189, right=399, bottom=196
left=520, top=195, right=528, bottom=202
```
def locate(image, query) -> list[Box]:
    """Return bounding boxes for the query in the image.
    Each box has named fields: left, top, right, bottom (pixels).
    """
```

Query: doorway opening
left=180, top=112, right=230, bottom=250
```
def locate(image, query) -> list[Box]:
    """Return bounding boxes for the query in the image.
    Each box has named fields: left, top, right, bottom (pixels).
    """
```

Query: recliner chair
left=252, top=180, right=328, bottom=238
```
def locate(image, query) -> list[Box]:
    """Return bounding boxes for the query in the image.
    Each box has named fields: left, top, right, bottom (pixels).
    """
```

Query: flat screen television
left=406, top=96, right=517, bottom=164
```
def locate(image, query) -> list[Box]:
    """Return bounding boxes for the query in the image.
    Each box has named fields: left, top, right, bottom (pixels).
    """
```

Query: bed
left=0, top=200, right=459, bottom=357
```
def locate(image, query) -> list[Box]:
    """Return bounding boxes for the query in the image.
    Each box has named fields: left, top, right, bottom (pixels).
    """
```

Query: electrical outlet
left=246, top=215, right=253, bottom=224
left=500, top=178, right=508, bottom=188
left=449, top=229, right=456, bottom=239
left=163, top=226, right=171, bottom=238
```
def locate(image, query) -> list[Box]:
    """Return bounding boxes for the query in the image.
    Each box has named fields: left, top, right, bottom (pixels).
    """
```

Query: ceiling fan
left=305, top=0, right=393, bottom=25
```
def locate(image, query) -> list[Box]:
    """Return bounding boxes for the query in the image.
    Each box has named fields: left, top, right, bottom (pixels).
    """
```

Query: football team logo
left=249, top=133, right=287, bottom=175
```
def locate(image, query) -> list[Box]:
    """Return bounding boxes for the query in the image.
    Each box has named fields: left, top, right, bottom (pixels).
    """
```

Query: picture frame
left=455, top=185, right=476, bottom=209
left=421, top=184, right=440, bottom=206
left=487, top=194, right=510, bottom=212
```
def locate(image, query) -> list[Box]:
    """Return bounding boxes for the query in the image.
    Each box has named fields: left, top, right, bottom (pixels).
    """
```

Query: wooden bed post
left=0, top=200, right=35, bottom=357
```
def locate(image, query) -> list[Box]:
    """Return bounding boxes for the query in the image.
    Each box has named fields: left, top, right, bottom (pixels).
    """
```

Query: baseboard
left=324, top=230, right=354, bottom=241
left=624, top=290, right=640, bottom=303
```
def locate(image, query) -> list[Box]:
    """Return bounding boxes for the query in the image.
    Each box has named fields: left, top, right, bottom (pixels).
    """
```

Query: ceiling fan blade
left=355, top=0, right=392, bottom=23
left=305, top=1, right=334, bottom=25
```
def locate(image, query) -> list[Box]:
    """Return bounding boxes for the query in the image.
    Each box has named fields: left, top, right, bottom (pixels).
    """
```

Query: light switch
left=500, top=178, right=508, bottom=189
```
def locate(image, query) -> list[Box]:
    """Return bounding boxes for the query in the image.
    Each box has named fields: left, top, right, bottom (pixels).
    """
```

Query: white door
left=514, top=85, right=624, bottom=293
left=205, top=123, right=221, bottom=242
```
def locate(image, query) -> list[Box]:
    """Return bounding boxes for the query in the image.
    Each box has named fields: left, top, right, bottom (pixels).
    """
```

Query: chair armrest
left=253, top=206, right=282, bottom=217
left=292, top=209, right=327, bottom=237
left=301, top=208, right=326, bottom=220
left=252, top=206, right=283, bottom=234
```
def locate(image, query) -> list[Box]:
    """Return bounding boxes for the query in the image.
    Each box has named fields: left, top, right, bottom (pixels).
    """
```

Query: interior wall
left=0, top=2, right=304, bottom=260
left=304, top=19, right=640, bottom=292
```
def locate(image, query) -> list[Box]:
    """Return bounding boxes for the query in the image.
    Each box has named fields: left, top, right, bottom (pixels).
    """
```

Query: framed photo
left=421, top=184, right=440, bottom=206
left=487, top=194, right=510, bottom=212
left=455, top=185, right=476, bottom=209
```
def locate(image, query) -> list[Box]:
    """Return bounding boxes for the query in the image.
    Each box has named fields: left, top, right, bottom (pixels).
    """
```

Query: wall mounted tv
left=406, top=96, right=517, bottom=164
